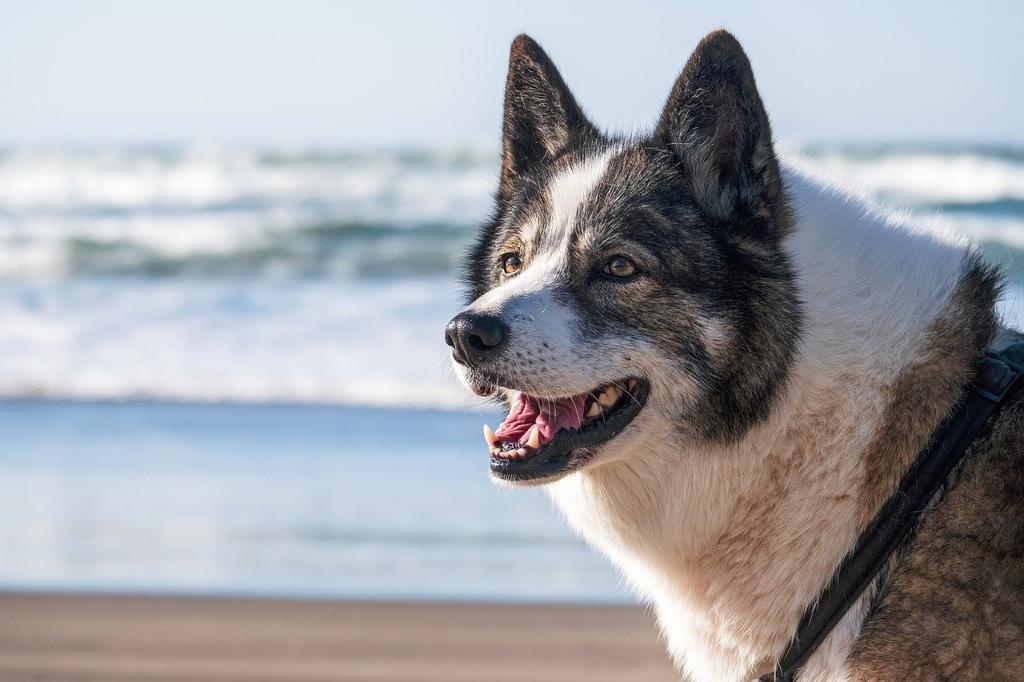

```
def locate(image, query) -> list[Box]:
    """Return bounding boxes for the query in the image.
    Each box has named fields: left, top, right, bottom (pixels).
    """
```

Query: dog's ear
left=656, top=30, right=785, bottom=238
left=500, top=34, right=597, bottom=202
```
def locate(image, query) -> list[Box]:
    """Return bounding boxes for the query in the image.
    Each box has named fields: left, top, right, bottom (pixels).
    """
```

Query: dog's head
left=446, top=31, right=801, bottom=485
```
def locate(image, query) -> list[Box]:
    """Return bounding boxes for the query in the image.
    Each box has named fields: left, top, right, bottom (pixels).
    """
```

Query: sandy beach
left=0, top=593, right=677, bottom=682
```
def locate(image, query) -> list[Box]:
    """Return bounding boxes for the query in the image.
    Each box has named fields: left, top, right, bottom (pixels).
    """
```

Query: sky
left=0, top=0, right=1021, bottom=147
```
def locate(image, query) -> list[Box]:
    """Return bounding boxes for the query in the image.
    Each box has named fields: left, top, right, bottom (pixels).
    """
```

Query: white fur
left=544, top=162, right=971, bottom=681
left=457, top=150, right=629, bottom=398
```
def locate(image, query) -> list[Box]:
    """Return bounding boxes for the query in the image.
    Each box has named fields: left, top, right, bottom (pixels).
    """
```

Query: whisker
left=612, top=379, right=644, bottom=410
left=586, top=390, right=603, bottom=423
left=571, top=394, right=584, bottom=426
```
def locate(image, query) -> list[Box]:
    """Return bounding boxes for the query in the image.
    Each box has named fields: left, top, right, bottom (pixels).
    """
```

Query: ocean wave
left=0, top=146, right=495, bottom=281
left=918, top=197, right=1024, bottom=218
left=800, top=142, right=1024, bottom=163
left=0, top=216, right=477, bottom=280
left=0, top=146, right=497, bottom=216
left=3, top=143, right=1024, bottom=282
left=0, top=278, right=478, bottom=409
left=796, top=145, right=1024, bottom=204
left=62, top=220, right=472, bottom=279
left=0, top=143, right=1022, bottom=407
left=0, top=276, right=1019, bottom=409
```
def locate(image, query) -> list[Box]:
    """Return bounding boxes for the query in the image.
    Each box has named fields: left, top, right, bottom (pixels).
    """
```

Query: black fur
left=461, top=31, right=803, bottom=444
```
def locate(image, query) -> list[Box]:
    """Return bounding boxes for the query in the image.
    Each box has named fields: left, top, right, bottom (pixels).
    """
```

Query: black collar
left=762, top=343, right=1024, bottom=682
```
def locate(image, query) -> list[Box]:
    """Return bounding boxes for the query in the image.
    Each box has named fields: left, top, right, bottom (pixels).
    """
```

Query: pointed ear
left=656, top=30, right=785, bottom=237
left=500, top=34, right=597, bottom=202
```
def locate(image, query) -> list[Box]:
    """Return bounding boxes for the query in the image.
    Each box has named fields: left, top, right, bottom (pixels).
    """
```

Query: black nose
left=445, top=312, right=508, bottom=366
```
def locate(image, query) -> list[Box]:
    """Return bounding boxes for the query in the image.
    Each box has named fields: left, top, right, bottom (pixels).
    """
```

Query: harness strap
left=762, top=344, right=1024, bottom=682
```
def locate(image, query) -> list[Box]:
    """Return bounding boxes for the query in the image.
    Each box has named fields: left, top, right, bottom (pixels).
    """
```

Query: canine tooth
left=527, top=427, right=540, bottom=449
left=598, top=387, right=620, bottom=407
left=483, top=424, right=497, bottom=446
left=515, top=448, right=527, bottom=458
left=628, top=379, right=637, bottom=390
left=586, top=402, right=601, bottom=418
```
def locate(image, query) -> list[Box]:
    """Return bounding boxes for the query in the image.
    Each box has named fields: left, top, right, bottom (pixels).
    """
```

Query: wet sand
left=0, top=593, right=678, bottom=682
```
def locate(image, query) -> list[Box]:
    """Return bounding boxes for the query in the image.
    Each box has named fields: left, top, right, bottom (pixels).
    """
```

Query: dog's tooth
left=527, top=427, right=540, bottom=449
left=483, top=424, right=497, bottom=446
left=628, top=379, right=637, bottom=391
left=598, top=386, right=620, bottom=407
left=515, top=448, right=527, bottom=458
left=586, top=402, right=601, bottom=418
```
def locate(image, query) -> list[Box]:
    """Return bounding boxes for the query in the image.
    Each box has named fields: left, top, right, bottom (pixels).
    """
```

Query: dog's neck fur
left=547, top=163, right=996, bottom=682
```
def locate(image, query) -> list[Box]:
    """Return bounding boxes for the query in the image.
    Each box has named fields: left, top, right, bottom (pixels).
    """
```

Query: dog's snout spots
left=512, top=313, right=533, bottom=326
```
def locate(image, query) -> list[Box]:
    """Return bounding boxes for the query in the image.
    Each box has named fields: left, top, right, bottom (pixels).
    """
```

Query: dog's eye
left=501, top=253, right=523, bottom=275
left=603, top=256, right=637, bottom=279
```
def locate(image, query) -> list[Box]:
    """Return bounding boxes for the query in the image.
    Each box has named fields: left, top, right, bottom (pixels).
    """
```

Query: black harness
left=761, top=342, right=1024, bottom=682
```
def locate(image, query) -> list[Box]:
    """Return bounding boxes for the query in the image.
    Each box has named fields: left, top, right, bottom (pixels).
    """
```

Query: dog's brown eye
left=501, top=253, right=523, bottom=275
left=604, top=256, right=637, bottom=278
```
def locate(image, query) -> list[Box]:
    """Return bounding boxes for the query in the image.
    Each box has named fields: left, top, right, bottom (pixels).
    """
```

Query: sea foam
left=0, top=143, right=1021, bottom=407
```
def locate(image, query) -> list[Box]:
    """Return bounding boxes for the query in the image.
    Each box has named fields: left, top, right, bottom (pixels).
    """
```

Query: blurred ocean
left=2, top=143, right=1023, bottom=408
left=1, top=142, right=1023, bottom=602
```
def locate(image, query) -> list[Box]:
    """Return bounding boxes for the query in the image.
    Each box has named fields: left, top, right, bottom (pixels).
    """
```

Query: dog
left=445, top=30, right=1024, bottom=681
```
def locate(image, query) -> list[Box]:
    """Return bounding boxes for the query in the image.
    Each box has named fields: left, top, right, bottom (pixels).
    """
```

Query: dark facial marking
left=461, top=30, right=803, bottom=444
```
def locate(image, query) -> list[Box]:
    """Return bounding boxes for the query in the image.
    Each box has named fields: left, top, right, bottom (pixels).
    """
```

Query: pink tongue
left=493, top=393, right=587, bottom=446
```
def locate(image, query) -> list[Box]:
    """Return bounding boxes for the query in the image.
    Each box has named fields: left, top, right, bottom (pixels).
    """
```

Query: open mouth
left=484, top=378, right=649, bottom=483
